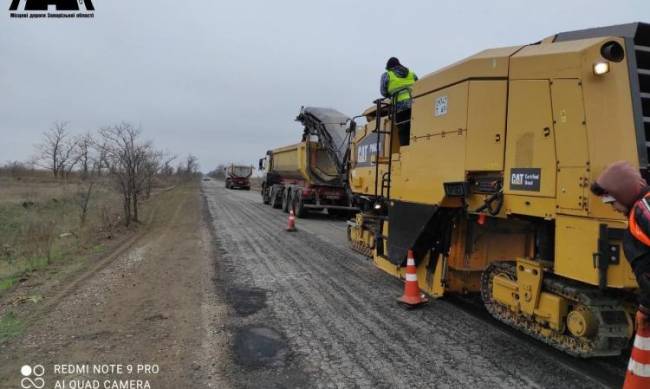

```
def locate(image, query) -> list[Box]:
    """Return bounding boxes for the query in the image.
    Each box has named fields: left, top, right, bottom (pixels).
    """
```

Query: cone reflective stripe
left=624, top=310, right=650, bottom=389
left=286, top=209, right=297, bottom=232
left=397, top=249, right=428, bottom=307
left=405, top=273, right=418, bottom=282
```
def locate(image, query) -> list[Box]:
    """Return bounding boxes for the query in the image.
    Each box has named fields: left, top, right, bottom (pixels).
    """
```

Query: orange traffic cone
left=397, top=249, right=428, bottom=308
left=286, top=209, right=297, bottom=232
left=624, top=309, right=650, bottom=388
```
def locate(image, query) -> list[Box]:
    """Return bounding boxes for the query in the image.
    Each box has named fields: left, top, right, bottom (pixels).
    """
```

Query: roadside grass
left=0, top=275, right=19, bottom=292
left=0, top=176, right=124, bottom=297
left=0, top=311, right=23, bottom=342
left=0, top=173, right=185, bottom=298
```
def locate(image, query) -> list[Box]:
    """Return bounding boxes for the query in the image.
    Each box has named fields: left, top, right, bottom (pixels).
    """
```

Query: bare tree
left=76, top=180, right=95, bottom=225
left=0, top=161, right=29, bottom=178
left=98, top=123, right=153, bottom=226
left=34, top=121, right=84, bottom=178
left=177, top=154, right=199, bottom=178
left=75, top=140, right=105, bottom=225
left=60, top=135, right=81, bottom=178
left=77, top=132, right=95, bottom=179
left=35, top=121, right=68, bottom=178
left=160, top=155, right=176, bottom=177
left=142, top=150, right=166, bottom=199
left=208, top=164, right=227, bottom=180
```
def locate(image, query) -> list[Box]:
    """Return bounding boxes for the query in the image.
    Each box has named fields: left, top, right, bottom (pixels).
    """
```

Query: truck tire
left=292, top=192, right=308, bottom=218
left=282, top=188, right=291, bottom=213
left=262, top=187, right=270, bottom=204
left=271, top=187, right=283, bottom=209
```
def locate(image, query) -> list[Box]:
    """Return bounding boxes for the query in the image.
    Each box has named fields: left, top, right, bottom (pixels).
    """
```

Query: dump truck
left=259, top=107, right=357, bottom=217
left=346, top=22, right=650, bottom=358
left=224, top=164, right=252, bottom=190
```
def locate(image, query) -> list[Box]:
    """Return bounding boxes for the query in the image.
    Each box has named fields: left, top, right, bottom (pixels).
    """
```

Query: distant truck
left=224, top=164, right=252, bottom=190
left=259, top=107, right=357, bottom=218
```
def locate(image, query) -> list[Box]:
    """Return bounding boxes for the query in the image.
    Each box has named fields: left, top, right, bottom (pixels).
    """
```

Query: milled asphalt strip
left=224, top=190, right=543, bottom=389
left=218, top=189, right=565, bottom=387
left=213, top=185, right=562, bottom=387
left=208, top=193, right=380, bottom=386
left=207, top=183, right=613, bottom=388
left=209, top=185, right=520, bottom=387
left=233, top=186, right=617, bottom=388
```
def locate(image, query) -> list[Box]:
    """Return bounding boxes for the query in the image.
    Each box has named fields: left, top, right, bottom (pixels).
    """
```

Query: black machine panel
left=387, top=201, right=439, bottom=265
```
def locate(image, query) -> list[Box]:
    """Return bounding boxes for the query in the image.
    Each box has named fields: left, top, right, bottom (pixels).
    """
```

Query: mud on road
left=204, top=180, right=625, bottom=389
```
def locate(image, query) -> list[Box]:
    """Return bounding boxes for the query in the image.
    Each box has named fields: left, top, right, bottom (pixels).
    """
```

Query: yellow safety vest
left=387, top=69, right=416, bottom=102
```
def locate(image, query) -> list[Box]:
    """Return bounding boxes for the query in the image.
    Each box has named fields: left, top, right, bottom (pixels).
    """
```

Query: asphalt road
left=203, top=179, right=626, bottom=389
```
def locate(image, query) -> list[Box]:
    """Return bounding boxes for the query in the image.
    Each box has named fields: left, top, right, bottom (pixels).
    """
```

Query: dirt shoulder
left=0, top=182, right=230, bottom=388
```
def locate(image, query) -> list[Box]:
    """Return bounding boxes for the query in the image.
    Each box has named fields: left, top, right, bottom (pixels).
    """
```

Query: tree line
left=23, top=121, right=200, bottom=227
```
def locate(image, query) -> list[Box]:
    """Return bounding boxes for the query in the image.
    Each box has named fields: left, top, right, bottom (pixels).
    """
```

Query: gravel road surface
left=203, top=180, right=626, bottom=389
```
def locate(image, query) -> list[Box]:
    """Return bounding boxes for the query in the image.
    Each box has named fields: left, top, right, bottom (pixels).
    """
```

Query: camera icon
left=20, top=364, right=45, bottom=389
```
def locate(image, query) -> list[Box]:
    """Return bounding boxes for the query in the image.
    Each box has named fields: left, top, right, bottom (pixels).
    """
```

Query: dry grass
left=0, top=174, right=124, bottom=293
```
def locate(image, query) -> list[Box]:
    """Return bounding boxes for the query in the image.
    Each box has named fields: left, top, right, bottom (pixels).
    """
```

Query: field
left=0, top=176, right=126, bottom=294
left=0, top=175, right=124, bottom=294
left=0, top=172, right=180, bottom=343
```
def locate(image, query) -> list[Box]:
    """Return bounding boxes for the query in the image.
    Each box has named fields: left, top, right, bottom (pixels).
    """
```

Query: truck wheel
left=293, top=192, right=308, bottom=218
left=272, top=187, right=283, bottom=209
left=262, top=187, right=270, bottom=204
left=282, top=189, right=290, bottom=213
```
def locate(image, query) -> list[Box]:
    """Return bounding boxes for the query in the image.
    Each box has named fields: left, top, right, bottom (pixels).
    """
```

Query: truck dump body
left=269, top=142, right=338, bottom=184
left=297, top=107, right=351, bottom=172
left=260, top=107, right=356, bottom=217
left=226, top=165, right=253, bottom=178
left=224, top=164, right=252, bottom=190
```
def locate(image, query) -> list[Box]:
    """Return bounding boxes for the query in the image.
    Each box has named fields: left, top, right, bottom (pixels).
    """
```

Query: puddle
left=226, top=287, right=267, bottom=317
left=233, top=326, right=287, bottom=368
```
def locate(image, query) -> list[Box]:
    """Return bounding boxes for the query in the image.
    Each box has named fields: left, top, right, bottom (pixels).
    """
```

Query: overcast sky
left=0, top=0, right=648, bottom=171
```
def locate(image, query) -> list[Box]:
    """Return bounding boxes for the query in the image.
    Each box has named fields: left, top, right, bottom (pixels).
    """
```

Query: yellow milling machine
left=346, top=22, right=650, bottom=357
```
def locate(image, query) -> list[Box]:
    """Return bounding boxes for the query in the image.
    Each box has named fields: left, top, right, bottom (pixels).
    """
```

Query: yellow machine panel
left=554, top=215, right=636, bottom=288
left=504, top=80, right=557, bottom=199
left=412, top=46, right=523, bottom=98
left=465, top=81, right=507, bottom=171
left=392, top=82, right=468, bottom=205
left=551, top=79, right=589, bottom=214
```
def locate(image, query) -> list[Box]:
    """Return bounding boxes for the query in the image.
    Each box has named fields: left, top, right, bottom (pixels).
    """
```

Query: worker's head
left=386, top=57, right=401, bottom=70
left=591, top=161, right=647, bottom=214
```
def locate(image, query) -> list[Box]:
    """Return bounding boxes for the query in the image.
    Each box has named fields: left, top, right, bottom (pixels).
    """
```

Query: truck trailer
left=259, top=107, right=357, bottom=218
left=224, top=164, right=253, bottom=190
